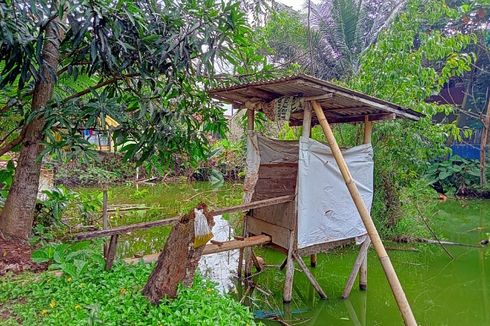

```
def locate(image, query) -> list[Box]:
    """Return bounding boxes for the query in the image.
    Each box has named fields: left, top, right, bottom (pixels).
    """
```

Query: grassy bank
left=0, top=262, right=256, bottom=325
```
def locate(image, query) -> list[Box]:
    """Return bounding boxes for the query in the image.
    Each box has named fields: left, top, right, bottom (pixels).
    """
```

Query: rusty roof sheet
left=209, top=74, right=423, bottom=124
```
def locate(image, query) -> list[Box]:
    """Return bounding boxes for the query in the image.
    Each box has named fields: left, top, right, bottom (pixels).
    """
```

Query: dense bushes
left=0, top=262, right=256, bottom=325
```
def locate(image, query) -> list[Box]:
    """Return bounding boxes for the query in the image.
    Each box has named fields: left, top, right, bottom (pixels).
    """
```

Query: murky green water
left=84, top=183, right=489, bottom=325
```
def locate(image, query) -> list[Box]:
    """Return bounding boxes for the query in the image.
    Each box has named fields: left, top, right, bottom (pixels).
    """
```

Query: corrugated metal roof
left=209, top=74, right=423, bottom=124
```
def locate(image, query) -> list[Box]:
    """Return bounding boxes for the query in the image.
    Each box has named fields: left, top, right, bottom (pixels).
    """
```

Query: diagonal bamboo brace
left=311, top=100, right=416, bottom=326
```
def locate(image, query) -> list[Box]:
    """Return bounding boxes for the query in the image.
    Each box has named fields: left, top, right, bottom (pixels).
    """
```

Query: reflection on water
left=199, top=215, right=239, bottom=293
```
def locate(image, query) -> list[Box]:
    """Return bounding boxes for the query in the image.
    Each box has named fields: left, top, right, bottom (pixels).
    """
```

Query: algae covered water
left=92, top=183, right=489, bottom=325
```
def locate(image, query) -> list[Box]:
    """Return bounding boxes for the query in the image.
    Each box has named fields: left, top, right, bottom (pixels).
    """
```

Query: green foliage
left=0, top=0, right=258, bottom=170
left=0, top=159, right=14, bottom=205
left=0, top=263, right=256, bottom=325
left=342, top=0, right=478, bottom=226
left=76, top=192, right=103, bottom=225
left=35, top=186, right=76, bottom=228
left=426, top=155, right=486, bottom=194
left=55, top=154, right=136, bottom=186
left=31, top=241, right=105, bottom=278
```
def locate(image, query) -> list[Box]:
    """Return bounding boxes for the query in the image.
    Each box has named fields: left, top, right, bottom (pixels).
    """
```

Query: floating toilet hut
left=209, top=74, right=422, bottom=325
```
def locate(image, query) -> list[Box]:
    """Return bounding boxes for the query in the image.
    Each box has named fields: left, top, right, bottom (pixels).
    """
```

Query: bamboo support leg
left=237, top=248, right=244, bottom=277
left=243, top=246, right=252, bottom=278
left=342, top=238, right=371, bottom=299
left=104, top=234, right=119, bottom=270
left=359, top=250, right=368, bottom=290
left=250, top=249, right=262, bottom=272
left=293, top=252, right=327, bottom=299
left=311, top=101, right=416, bottom=326
left=279, top=257, right=288, bottom=271
left=283, top=230, right=295, bottom=303
left=310, top=254, right=317, bottom=267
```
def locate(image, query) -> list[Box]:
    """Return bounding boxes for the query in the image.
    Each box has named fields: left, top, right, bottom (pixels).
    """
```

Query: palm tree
left=308, top=0, right=408, bottom=79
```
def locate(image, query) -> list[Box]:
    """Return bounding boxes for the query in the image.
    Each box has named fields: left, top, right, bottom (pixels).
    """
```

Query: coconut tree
left=308, top=0, right=408, bottom=79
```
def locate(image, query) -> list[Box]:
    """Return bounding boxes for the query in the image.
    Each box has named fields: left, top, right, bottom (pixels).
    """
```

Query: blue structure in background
left=451, top=143, right=482, bottom=160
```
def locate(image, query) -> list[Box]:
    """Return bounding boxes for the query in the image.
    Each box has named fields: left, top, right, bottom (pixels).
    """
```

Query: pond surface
left=85, top=183, right=489, bottom=325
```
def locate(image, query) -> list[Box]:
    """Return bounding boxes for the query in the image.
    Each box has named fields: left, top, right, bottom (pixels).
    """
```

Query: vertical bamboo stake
left=311, top=101, right=416, bottom=326
left=342, top=238, right=371, bottom=299
left=240, top=110, right=255, bottom=277
left=301, top=103, right=317, bottom=268
left=360, top=116, right=373, bottom=290
left=283, top=230, right=295, bottom=303
left=302, top=103, right=312, bottom=138
left=363, top=116, right=373, bottom=145
left=102, top=187, right=109, bottom=256
left=247, top=108, right=255, bottom=131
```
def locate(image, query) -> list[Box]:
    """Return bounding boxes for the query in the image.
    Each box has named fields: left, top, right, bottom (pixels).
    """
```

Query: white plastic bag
left=193, top=208, right=212, bottom=248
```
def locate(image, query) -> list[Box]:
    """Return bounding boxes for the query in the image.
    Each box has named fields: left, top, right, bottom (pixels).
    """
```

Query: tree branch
left=59, top=73, right=140, bottom=104
left=0, top=130, right=25, bottom=157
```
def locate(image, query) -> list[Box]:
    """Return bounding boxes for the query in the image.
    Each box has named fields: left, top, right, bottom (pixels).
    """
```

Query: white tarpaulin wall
left=297, top=137, right=372, bottom=248
left=245, top=133, right=372, bottom=249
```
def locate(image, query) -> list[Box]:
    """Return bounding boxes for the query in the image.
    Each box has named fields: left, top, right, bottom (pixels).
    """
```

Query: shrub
left=0, top=263, right=257, bottom=325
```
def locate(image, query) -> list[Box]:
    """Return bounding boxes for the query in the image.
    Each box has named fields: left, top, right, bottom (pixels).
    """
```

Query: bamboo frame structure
left=311, top=100, right=416, bottom=326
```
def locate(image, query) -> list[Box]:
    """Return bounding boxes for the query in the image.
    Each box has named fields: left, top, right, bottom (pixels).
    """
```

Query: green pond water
left=87, top=182, right=490, bottom=326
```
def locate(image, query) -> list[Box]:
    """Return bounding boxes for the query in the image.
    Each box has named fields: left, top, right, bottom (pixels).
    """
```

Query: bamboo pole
left=360, top=116, right=372, bottom=289
left=363, top=116, right=373, bottom=145
left=293, top=252, right=326, bottom=299
left=247, top=109, right=255, bottom=131
left=311, top=100, right=416, bottom=326
left=301, top=103, right=318, bottom=268
left=283, top=230, right=295, bottom=303
left=342, top=238, right=371, bottom=299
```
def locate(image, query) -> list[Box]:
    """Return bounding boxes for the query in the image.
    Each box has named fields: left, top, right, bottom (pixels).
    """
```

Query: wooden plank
left=257, top=163, right=298, bottom=180
left=73, top=195, right=294, bottom=240
left=124, top=235, right=271, bottom=265
left=298, top=80, right=420, bottom=120
left=252, top=201, right=296, bottom=230
left=297, top=238, right=353, bottom=256
left=247, top=216, right=291, bottom=249
left=289, top=113, right=395, bottom=126
left=202, top=235, right=271, bottom=255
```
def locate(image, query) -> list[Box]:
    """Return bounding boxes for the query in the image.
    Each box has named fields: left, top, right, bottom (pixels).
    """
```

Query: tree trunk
left=480, top=99, right=490, bottom=187
left=142, top=204, right=213, bottom=304
left=0, top=5, right=63, bottom=241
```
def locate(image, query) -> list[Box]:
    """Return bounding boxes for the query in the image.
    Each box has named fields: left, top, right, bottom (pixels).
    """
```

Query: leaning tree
left=0, top=0, right=252, bottom=241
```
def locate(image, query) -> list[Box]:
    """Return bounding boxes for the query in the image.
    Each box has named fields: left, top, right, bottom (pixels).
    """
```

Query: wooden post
left=104, top=234, right=118, bottom=270
left=360, top=116, right=372, bottom=289
left=311, top=101, right=416, bottom=326
left=102, top=188, right=108, bottom=229
left=364, top=116, right=373, bottom=145
left=293, top=252, right=327, bottom=299
left=342, top=238, right=371, bottom=299
left=310, top=254, right=317, bottom=268
left=283, top=230, right=295, bottom=303
left=359, top=250, right=368, bottom=291
left=102, top=188, right=109, bottom=256
left=302, top=103, right=318, bottom=268
left=302, top=103, right=312, bottom=138
left=247, top=109, right=255, bottom=131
